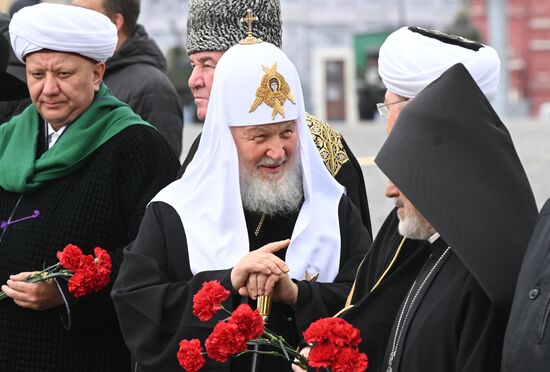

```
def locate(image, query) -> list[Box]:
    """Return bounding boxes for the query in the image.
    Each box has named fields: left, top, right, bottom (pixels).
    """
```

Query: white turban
left=9, top=3, right=117, bottom=63
left=379, top=27, right=500, bottom=100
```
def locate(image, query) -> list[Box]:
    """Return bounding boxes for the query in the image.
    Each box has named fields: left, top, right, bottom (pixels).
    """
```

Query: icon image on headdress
left=269, top=77, right=280, bottom=92
left=250, top=63, right=296, bottom=120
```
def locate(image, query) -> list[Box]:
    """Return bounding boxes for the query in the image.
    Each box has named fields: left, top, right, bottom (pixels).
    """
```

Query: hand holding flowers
left=177, top=280, right=368, bottom=372
left=0, top=244, right=112, bottom=309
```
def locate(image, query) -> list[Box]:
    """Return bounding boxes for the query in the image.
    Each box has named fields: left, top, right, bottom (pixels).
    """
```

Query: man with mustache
left=112, top=36, right=371, bottom=371
left=179, top=0, right=372, bottom=236
left=0, top=4, right=178, bottom=370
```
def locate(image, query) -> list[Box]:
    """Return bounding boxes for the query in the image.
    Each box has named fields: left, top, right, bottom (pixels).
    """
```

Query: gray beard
left=239, top=157, right=303, bottom=216
left=397, top=203, right=435, bottom=240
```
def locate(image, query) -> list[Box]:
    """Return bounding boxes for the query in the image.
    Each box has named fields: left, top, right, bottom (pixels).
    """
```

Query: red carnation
left=303, top=317, right=361, bottom=347
left=332, top=346, right=368, bottom=372
left=307, top=341, right=339, bottom=368
left=228, top=304, right=264, bottom=340
left=193, top=280, right=230, bottom=321
left=205, top=322, right=247, bottom=362
left=56, top=244, right=85, bottom=272
left=177, top=339, right=205, bottom=372
left=66, top=247, right=112, bottom=298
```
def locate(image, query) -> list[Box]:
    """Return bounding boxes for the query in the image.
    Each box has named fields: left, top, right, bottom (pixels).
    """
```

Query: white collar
left=47, top=122, right=67, bottom=149
left=428, top=232, right=441, bottom=244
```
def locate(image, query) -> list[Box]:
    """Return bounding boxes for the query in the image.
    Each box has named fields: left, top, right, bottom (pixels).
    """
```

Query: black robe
left=380, top=237, right=502, bottom=372
left=502, top=198, right=550, bottom=372
left=339, top=209, right=431, bottom=372
left=0, top=125, right=179, bottom=371
left=178, top=113, right=372, bottom=237
left=111, top=195, right=370, bottom=372
left=340, top=210, right=503, bottom=372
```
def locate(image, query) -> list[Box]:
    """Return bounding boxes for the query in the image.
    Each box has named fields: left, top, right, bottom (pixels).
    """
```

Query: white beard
left=397, top=202, right=435, bottom=240
left=239, top=155, right=303, bottom=216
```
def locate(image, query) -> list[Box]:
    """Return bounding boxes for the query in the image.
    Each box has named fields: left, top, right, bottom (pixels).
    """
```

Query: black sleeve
left=177, top=132, right=202, bottom=178
left=112, top=202, right=235, bottom=371
left=294, top=196, right=372, bottom=333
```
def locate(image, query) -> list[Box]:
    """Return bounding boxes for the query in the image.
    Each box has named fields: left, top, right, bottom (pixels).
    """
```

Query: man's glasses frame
left=376, top=98, right=409, bottom=118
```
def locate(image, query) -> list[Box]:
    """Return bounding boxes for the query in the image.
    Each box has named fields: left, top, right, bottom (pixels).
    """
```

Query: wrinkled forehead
left=230, top=119, right=297, bottom=134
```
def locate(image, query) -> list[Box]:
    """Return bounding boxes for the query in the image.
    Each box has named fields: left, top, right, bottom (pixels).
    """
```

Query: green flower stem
left=0, top=265, right=72, bottom=302
left=245, top=331, right=309, bottom=368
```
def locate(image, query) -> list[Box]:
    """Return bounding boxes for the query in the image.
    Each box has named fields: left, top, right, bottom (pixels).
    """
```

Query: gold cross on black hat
left=239, top=8, right=262, bottom=45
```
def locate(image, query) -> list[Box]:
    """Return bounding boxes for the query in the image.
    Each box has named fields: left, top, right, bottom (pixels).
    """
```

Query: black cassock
left=112, top=195, right=370, bottom=372
left=346, top=64, right=538, bottom=372
left=379, top=237, right=502, bottom=372
left=339, top=210, right=430, bottom=372
left=340, top=210, right=502, bottom=372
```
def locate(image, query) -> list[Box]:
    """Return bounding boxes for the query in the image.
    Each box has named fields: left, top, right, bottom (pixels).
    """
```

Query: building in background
left=17, top=0, right=550, bottom=122
left=470, top=0, right=550, bottom=117
left=138, top=0, right=464, bottom=124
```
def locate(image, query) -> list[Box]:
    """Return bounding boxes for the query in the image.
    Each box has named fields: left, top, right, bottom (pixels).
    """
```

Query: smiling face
left=385, top=179, right=435, bottom=240
left=188, top=50, right=224, bottom=121
left=26, top=50, right=104, bottom=130
left=230, top=120, right=298, bottom=183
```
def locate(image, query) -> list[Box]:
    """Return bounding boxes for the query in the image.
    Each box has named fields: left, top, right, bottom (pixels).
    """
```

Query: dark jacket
left=105, top=25, right=183, bottom=157
left=0, top=124, right=179, bottom=371
left=502, top=199, right=550, bottom=372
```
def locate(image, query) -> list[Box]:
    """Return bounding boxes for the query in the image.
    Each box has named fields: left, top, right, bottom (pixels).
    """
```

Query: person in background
left=181, top=0, right=372, bottom=236
left=0, top=12, right=30, bottom=123
left=0, top=22, right=28, bottom=122
left=0, top=4, right=179, bottom=370
left=72, top=0, right=184, bottom=157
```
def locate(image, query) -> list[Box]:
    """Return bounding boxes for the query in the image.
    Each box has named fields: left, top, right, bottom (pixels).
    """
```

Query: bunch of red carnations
left=0, top=243, right=112, bottom=301
left=176, top=280, right=368, bottom=372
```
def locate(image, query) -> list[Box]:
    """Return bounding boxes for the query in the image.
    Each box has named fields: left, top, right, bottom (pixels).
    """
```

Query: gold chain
left=254, top=213, right=266, bottom=237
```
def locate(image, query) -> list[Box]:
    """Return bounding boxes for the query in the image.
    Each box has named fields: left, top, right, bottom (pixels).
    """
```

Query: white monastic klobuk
left=152, top=42, right=345, bottom=282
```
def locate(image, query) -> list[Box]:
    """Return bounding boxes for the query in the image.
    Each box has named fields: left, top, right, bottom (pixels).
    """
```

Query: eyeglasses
left=376, top=98, right=409, bottom=118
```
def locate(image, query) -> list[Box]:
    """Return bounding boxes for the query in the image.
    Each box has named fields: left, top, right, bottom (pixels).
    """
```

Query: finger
left=258, top=239, right=291, bottom=255
left=291, top=363, right=307, bottom=372
left=1, top=284, right=16, bottom=299
left=264, top=273, right=280, bottom=296
left=256, top=274, right=268, bottom=296
left=247, top=273, right=258, bottom=300
left=9, top=271, right=35, bottom=281
left=1, top=284, right=29, bottom=302
left=238, top=286, right=250, bottom=297
left=6, top=279, right=34, bottom=293
left=261, top=254, right=289, bottom=274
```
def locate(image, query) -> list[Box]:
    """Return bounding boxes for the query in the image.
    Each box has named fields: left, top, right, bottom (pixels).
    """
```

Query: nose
left=266, top=138, right=285, bottom=162
left=385, top=179, right=400, bottom=199
left=42, top=74, right=60, bottom=96
left=188, top=67, right=204, bottom=91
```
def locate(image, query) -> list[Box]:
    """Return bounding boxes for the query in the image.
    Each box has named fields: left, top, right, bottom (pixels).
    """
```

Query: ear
left=92, top=63, right=106, bottom=91
left=110, top=13, right=125, bottom=34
